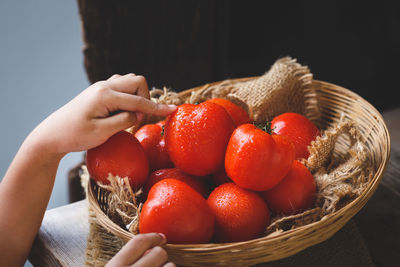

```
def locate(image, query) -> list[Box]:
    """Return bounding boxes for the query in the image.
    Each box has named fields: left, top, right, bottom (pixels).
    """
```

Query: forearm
left=0, top=129, right=64, bottom=266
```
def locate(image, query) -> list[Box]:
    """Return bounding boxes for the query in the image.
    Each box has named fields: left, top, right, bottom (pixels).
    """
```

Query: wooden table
left=28, top=107, right=400, bottom=267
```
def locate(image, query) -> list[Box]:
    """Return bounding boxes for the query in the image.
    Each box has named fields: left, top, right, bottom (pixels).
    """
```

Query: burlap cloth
left=83, top=57, right=374, bottom=266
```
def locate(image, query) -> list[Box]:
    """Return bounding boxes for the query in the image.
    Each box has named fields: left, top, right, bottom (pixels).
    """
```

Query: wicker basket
left=87, top=78, right=390, bottom=267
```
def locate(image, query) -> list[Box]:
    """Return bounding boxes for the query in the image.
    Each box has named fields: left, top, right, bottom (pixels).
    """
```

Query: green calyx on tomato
left=161, top=124, right=165, bottom=136
left=254, top=121, right=274, bottom=135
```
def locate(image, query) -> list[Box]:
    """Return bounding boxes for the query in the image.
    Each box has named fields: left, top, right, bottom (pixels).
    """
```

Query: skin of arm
left=0, top=74, right=177, bottom=267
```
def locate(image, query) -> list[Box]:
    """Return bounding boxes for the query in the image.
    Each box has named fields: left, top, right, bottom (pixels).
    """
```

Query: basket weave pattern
left=87, top=79, right=390, bottom=267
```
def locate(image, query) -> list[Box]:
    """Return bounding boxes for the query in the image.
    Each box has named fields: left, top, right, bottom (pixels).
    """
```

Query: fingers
left=107, top=73, right=150, bottom=99
left=107, top=74, right=121, bottom=81
left=90, top=74, right=177, bottom=134
left=111, top=91, right=177, bottom=117
left=162, top=263, right=177, bottom=267
left=132, top=246, right=168, bottom=267
left=107, top=233, right=166, bottom=266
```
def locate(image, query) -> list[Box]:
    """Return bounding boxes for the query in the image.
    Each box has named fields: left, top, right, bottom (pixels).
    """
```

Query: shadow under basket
left=87, top=79, right=390, bottom=267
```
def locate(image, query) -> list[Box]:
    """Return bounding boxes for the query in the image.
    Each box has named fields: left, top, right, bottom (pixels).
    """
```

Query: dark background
left=78, top=0, right=400, bottom=112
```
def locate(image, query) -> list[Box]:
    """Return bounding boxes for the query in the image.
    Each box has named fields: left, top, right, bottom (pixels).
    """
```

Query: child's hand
left=0, top=74, right=178, bottom=266
left=29, top=74, right=177, bottom=157
left=106, top=233, right=176, bottom=267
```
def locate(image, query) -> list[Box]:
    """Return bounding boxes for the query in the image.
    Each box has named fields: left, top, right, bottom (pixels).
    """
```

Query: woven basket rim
left=87, top=77, right=391, bottom=263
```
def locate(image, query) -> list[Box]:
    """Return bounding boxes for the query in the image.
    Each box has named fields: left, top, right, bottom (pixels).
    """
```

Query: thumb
left=98, top=111, right=138, bottom=137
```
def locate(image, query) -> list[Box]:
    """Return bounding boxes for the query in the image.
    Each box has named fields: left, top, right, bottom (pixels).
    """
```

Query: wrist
left=23, top=126, right=66, bottom=164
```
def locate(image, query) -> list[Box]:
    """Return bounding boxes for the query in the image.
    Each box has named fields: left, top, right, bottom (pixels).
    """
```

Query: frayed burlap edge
left=314, top=140, right=373, bottom=214
left=304, top=118, right=359, bottom=173
left=266, top=207, right=323, bottom=236
left=305, top=115, right=373, bottom=214
left=81, top=166, right=141, bottom=233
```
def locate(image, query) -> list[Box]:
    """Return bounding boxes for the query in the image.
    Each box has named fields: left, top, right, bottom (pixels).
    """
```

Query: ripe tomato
left=165, top=102, right=235, bottom=176
left=206, top=98, right=251, bottom=127
left=139, top=179, right=215, bottom=244
left=271, top=112, right=320, bottom=159
left=86, top=131, right=149, bottom=190
left=207, top=183, right=270, bottom=242
left=262, top=160, right=316, bottom=215
left=155, top=120, right=165, bottom=127
left=143, top=168, right=209, bottom=198
left=134, top=121, right=173, bottom=171
left=225, top=124, right=295, bottom=191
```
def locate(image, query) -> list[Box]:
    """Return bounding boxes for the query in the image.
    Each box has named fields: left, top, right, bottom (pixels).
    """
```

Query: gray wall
left=0, top=0, right=88, bottom=212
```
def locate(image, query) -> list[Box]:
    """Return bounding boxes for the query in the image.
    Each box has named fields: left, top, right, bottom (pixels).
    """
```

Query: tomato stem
left=161, top=125, right=165, bottom=136
left=255, top=121, right=274, bottom=135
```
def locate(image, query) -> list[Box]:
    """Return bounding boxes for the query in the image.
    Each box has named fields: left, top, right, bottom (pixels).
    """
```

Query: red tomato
left=155, top=120, right=165, bottom=127
left=211, top=166, right=232, bottom=187
left=165, top=102, right=235, bottom=176
left=206, top=98, right=251, bottom=127
left=271, top=112, right=320, bottom=159
left=135, top=121, right=173, bottom=171
left=139, top=179, right=215, bottom=244
left=225, top=124, right=296, bottom=191
left=262, top=160, right=316, bottom=215
left=86, top=131, right=149, bottom=190
left=207, top=183, right=270, bottom=242
left=143, top=168, right=209, bottom=198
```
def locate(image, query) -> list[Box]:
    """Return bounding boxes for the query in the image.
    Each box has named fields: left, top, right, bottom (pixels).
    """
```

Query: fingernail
left=158, top=233, right=167, bottom=243
left=167, top=104, right=177, bottom=109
